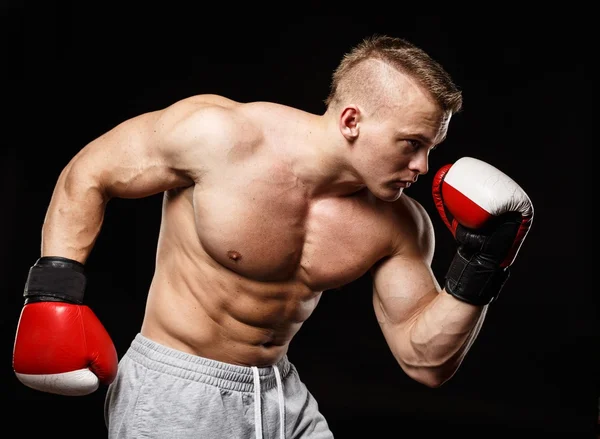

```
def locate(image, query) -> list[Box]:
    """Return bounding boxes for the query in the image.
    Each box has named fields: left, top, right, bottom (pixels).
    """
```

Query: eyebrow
left=395, top=126, right=446, bottom=147
left=401, top=132, right=437, bottom=147
left=420, top=131, right=449, bottom=148
left=413, top=133, right=434, bottom=144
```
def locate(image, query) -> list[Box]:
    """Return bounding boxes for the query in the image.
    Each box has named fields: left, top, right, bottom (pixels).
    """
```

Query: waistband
left=126, top=333, right=292, bottom=393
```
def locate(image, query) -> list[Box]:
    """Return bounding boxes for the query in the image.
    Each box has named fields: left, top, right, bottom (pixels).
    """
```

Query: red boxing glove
left=432, top=157, right=533, bottom=305
left=13, top=257, right=118, bottom=396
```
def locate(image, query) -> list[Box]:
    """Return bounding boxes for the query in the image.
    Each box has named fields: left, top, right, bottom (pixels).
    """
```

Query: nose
left=409, top=153, right=429, bottom=177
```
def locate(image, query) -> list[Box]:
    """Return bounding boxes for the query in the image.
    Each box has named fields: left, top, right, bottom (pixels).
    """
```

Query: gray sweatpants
left=104, top=334, right=334, bottom=439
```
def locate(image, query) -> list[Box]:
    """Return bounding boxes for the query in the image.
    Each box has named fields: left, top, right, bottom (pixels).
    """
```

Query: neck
left=285, top=112, right=364, bottom=198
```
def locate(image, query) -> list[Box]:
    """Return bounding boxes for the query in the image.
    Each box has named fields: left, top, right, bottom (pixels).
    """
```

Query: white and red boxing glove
left=432, top=157, right=534, bottom=305
left=13, top=257, right=118, bottom=396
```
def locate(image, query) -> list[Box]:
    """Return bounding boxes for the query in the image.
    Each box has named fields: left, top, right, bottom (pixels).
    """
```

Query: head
left=324, top=35, right=463, bottom=201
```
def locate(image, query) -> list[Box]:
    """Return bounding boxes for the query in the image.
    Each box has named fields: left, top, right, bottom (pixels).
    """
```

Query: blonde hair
left=325, top=35, right=463, bottom=115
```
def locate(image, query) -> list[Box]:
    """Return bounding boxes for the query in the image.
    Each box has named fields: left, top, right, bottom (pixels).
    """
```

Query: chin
left=373, top=186, right=404, bottom=202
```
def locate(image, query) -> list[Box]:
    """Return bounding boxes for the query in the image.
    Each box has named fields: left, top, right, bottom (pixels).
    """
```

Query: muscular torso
left=141, top=100, right=407, bottom=366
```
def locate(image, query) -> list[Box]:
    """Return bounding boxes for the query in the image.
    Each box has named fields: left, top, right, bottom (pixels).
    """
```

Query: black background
left=2, top=4, right=597, bottom=438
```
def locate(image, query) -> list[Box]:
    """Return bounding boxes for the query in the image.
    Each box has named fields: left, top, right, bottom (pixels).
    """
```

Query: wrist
left=444, top=249, right=510, bottom=306
left=24, top=256, right=87, bottom=304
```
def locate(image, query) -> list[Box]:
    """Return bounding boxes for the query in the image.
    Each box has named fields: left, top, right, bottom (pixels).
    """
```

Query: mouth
left=391, top=181, right=411, bottom=189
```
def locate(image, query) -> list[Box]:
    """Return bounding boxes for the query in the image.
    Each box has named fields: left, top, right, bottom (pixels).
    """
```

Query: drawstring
left=273, top=365, right=285, bottom=439
left=252, top=367, right=263, bottom=439
left=252, top=365, right=286, bottom=439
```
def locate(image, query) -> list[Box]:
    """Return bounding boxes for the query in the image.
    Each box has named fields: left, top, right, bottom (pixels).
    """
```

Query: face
left=342, top=80, right=451, bottom=202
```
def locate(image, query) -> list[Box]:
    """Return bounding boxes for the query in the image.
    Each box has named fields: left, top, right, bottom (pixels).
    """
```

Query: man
left=13, top=35, right=533, bottom=438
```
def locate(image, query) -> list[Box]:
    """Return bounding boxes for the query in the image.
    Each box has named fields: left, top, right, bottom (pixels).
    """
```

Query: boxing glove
left=13, top=257, right=118, bottom=396
left=432, top=157, right=533, bottom=305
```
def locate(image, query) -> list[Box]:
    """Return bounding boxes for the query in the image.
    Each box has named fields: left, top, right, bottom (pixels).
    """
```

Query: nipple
left=227, top=250, right=242, bottom=262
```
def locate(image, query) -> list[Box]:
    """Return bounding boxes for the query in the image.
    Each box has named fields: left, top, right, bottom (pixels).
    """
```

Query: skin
left=41, top=69, right=486, bottom=388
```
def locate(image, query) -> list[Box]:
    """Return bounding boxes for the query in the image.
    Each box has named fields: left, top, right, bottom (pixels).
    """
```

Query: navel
left=227, top=250, right=242, bottom=262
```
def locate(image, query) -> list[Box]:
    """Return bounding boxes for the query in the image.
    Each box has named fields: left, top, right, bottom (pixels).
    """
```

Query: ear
left=339, top=105, right=360, bottom=141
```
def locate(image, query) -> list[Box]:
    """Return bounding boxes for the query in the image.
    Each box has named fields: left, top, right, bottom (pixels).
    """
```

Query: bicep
left=65, top=101, right=206, bottom=200
left=372, top=254, right=440, bottom=331
left=371, top=198, right=440, bottom=332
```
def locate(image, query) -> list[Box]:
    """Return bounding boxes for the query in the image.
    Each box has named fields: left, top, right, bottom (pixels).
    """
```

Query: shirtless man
left=13, top=35, right=533, bottom=438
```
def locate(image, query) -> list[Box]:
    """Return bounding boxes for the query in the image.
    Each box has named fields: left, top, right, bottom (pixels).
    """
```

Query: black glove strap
left=24, top=257, right=86, bottom=304
left=444, top=249, right=510, bottom=306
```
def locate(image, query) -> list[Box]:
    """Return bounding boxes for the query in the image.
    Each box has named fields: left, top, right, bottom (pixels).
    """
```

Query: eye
left=406, top=139, right=422, bottom=150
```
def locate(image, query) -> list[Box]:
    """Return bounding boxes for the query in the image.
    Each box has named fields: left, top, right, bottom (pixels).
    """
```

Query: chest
left=194, top=173, right=393, bottom=289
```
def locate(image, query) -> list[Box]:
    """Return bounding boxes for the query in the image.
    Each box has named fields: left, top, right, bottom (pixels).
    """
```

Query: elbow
left=398, top=339, right=466, bottom=388
left=400, top=361, right=459, bottom=388
left=406, top=368, right=453, bottom=388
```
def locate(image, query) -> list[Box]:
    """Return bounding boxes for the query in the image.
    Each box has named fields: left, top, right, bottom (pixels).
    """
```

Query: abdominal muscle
left=139, top=189, right=323, bottom=367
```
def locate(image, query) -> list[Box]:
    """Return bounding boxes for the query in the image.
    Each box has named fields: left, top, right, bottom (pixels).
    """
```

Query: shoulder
left=158, top=94, right=254, bottom=136
left=155, top=94, right=267, bottom=156
left=387, top=194, right=435, bottom=261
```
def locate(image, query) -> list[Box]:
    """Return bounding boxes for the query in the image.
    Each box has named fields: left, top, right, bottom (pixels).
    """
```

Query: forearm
left=395, top=290, right=487, bottom=385
left=41, top=161, right=109, bottom=264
